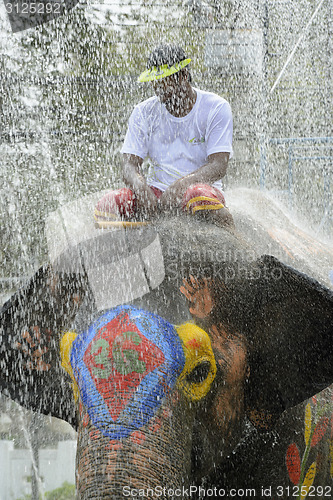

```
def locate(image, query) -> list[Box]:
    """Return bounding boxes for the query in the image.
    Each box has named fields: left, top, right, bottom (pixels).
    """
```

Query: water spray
left=270, top=0, right=326, bottom=93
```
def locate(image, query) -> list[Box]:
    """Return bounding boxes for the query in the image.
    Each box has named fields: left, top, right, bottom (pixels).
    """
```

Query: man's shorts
left=94, top=184, right=226, bottom=222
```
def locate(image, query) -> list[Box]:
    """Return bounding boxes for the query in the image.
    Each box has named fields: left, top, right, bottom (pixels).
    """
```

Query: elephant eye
left=186, top=361, right=211, bottom=384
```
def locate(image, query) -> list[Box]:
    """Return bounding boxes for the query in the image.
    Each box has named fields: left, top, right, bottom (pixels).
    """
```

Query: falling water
left=17, top=409, right=45, bottom=500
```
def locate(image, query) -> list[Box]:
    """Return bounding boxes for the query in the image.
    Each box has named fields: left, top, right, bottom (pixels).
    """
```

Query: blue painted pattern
left=70, top=306, right=185, bottom=440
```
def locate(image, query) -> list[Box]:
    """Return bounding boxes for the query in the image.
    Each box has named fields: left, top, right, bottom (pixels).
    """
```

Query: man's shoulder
left=133, top=96, right=160, bottom=115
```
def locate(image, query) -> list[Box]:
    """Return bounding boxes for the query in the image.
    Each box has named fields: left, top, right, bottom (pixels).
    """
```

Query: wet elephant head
left=60, top=303, right=249, bottom=498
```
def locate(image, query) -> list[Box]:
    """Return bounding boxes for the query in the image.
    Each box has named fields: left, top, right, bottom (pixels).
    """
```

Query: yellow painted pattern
left=60, top=331, right=79, bottom=402
left=176, top=323, right=217, bottom=402
left=300, top=462, right=316, bottom=500
left=304, top=402, right=312, bottom=446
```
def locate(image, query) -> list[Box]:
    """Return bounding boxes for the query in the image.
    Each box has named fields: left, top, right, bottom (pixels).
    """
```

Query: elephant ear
left=0, top=266, right=89, bottom=428
left=241, top=255, right=333, bottom=430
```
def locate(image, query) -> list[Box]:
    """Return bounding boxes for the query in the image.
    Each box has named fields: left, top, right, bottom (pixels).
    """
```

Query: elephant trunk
left=76, top=399, right=194, bottom=499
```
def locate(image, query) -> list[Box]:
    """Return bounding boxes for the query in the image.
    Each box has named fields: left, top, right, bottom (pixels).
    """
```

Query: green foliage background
left=17, top=481, right=75, bottom=500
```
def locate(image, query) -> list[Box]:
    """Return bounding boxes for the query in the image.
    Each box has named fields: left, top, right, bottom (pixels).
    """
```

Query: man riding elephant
left=94, top=44, right=234, bottom=227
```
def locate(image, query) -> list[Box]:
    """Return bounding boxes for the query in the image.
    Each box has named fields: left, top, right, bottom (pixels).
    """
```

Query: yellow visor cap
left=138, top=58, right=191, bottom=82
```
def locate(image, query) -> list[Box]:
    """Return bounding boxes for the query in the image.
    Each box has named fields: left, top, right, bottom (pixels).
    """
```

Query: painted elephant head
left=59, top=305, right=249, bottom=498
left=1, top=213, right=333, bottom=499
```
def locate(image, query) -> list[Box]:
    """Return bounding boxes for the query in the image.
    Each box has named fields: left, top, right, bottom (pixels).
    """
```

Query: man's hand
left=158, top=178, right=188, bottom=212
left=180, top=275, right=214, bottom=319
left=122, top=154, right=159, bottom=218
left=159, top=152, right=230, bottom=213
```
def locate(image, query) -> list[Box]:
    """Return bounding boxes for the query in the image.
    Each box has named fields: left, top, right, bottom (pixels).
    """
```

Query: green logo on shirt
left=189, top=137, right=205, bottom=145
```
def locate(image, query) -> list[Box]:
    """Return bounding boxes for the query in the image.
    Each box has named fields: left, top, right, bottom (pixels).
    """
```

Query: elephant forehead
left=70, top=306, right=185, bottom=440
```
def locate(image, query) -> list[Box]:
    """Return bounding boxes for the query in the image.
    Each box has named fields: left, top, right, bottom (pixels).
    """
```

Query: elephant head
left=59, top=305, right=250, bottom=498
left=1, top=210, right=333, bottom=498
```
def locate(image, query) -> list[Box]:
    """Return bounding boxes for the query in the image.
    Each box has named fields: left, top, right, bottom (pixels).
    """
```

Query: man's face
left=151, top=74, right=180, bottom=104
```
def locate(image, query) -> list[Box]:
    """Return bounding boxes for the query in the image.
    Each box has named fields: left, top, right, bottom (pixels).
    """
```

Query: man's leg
left=94, top=187, right=163, bottom=222
left=94, top=188, right=137, bottom=222
left=182, top=184, right=234, bottom=228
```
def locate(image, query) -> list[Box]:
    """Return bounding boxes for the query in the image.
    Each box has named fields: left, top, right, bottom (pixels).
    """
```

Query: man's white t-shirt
left=121, top=88, right=233, bottom=192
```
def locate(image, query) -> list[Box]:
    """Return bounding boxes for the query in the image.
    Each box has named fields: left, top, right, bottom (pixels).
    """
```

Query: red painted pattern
left=89, top=428, right=102, bottom=441
left=105, top=440, right=123, bottom=451
left=83, top=313, right=165, bottom=421
left=82, top=414, right=90, bottom=428
left=186, top=338, right=202, bottom=350
left=130, top=430, right=146, bottom=445
left=311, top=417, right=330, bottom=447
left=286, top=443, right=301, bottom=485
left=149, top=416, right=163, bottom=433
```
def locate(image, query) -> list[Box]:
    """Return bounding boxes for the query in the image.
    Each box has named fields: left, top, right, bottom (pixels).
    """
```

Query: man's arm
left=181, top=151, right=229, bottom=185
left=122, top=154, right=158, bottom=215
left=159, top=152, right=230, bottom=209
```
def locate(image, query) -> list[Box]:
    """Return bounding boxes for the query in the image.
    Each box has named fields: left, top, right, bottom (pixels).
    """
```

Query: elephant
left=1, top=188, right=333, bottom=499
